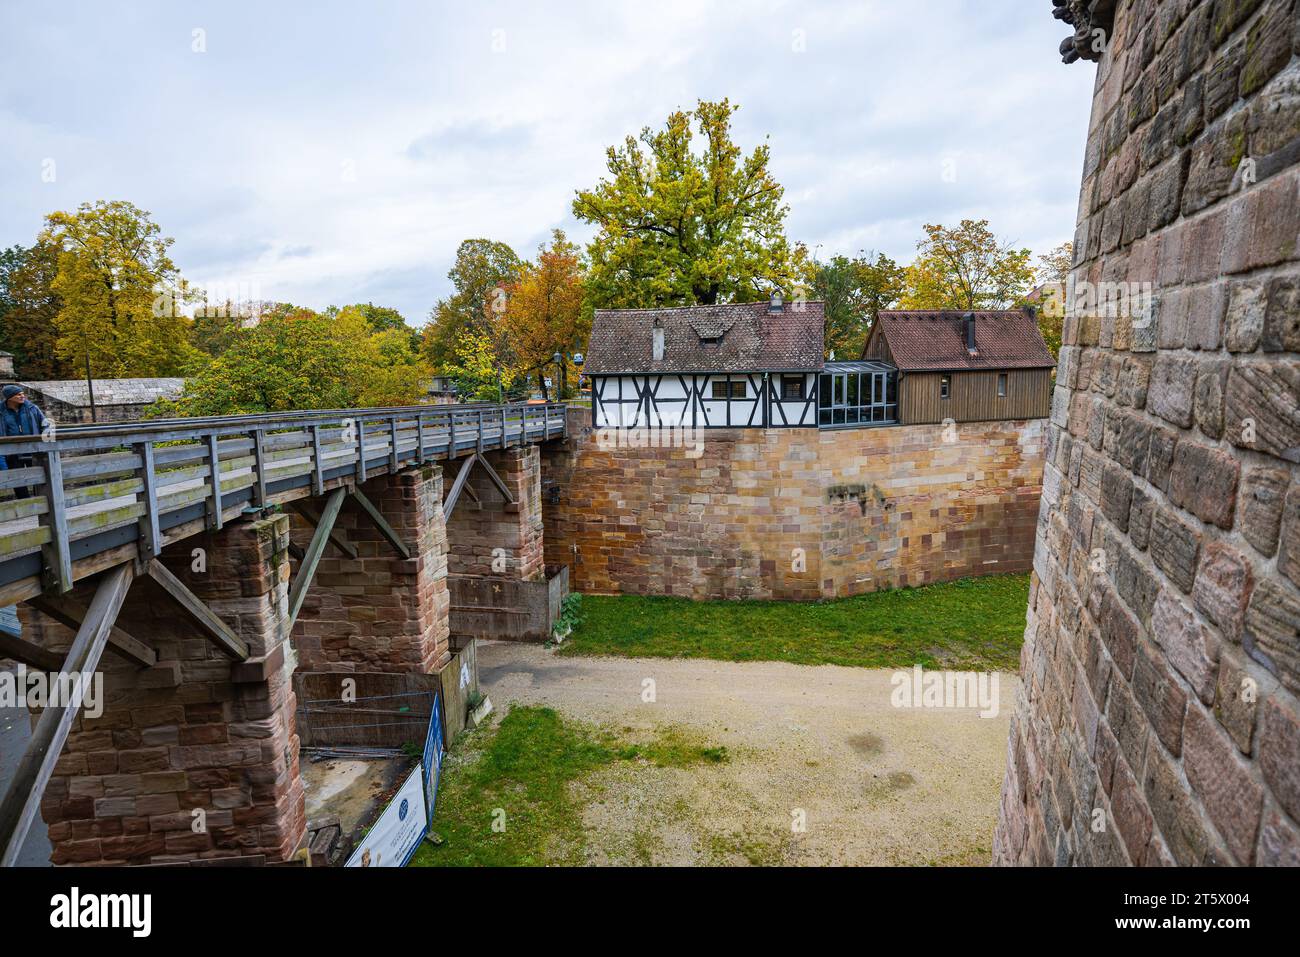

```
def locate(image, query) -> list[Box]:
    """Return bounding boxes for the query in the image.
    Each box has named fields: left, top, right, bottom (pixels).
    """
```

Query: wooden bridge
left=0, top=401, right=567, bottom=865
left=0, top=402, right=568, bottom=606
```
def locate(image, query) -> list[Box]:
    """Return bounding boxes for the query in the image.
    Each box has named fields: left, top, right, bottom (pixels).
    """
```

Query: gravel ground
left=478, top=640, right=1017, bottom=866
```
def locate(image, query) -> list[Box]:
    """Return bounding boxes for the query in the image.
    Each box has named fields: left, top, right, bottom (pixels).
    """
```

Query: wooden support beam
left=473, top=452, right=516, bottom=505
left=289, top=500, right=358, bottom=560
left=287, top=486, right=346, bottom=629
left=248, top=429, right=267, bottom=507
left=442, top=453, right=477, bottom=519
left=146, top=559, right=249, bottom=661
left=0, top=632, right=65, bottom=672
left=309, top=424, right=325, bottom=496
left=348, top=488, right=411, bottom=560
left=0, top=563, right=134, bottom=866
left=30, top=595, right=158, bottom=668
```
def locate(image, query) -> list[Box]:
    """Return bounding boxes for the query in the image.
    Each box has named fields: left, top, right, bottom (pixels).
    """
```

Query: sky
left=0, top=0, right=1097, bottom=326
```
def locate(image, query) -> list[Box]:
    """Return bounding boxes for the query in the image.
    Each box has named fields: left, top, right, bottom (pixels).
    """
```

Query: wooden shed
left=862, top=310, right=1055, bottom=425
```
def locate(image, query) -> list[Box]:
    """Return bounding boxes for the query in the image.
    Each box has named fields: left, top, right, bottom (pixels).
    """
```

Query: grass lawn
left=409, top=705, right=728, bottom=867
left=558, top=573, right=1030, bottom=672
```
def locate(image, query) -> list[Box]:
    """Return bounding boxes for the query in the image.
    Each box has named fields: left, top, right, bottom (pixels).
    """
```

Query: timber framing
left=145, top=559, right=249, bottom=661
left=287, top=486, right=347, bottom=629
left=30, top=594, right=158, bottom=668
left=289, top=499, right=358, bottom=559
left=0, top=563, right=134, bottom=866
left=348, top=488, right=411, bottom=560
left=442, top=453, right=515, bottom=520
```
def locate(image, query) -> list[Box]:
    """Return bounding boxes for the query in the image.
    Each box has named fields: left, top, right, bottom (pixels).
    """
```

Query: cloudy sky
left=0, top=1, right=1096, bottom=325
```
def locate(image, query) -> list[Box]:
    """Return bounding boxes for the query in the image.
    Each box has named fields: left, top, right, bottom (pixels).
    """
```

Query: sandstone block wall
left=25, top=514, right=305, bottom=865
left=542, top=411, right=1045, bottom=601
left=994, top=0, right=1300, bottom=865
left=290, top=466, right=451, bottom=674
left=445, top=446, right=545, bottom=582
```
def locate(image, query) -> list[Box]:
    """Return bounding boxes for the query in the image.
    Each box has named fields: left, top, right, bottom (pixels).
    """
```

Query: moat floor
left=476, top=640, right=1016, bottom=866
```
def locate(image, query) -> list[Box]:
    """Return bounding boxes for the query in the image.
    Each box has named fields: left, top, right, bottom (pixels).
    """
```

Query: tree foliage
left=438, top=328, right=519, bottom=402
left=898, top=220, right=1035, bottom=312
left=421, top=239, right=521, bottom=365
left=0, top=240, right=67, bottom=378
left=573, top=98, right=807, bottom=308
left=501, top=230, right=589, bottom=399
left=154, top=305, right=430, bottom=416
left=1032, top=241, right=1073, bottom=359
left=43, top=200, right=198, bottom=377
left=809, top=251, right=905, bottom=357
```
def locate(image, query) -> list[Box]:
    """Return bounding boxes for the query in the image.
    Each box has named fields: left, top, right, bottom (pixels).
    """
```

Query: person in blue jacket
left=2, top=384, right=49, bottom=497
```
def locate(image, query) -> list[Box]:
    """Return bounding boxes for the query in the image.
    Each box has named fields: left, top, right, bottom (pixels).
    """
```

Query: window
left=711, top=379, right=745, bottom=399
left=781, top=375, right=805, bottom=400
left=817, top=368, right=899, bottom=427
left=699, top=335, right=722, bottom=347
left=997, top=373, right=1008, bottom=397
left=940, top=374, right=951, bottom=400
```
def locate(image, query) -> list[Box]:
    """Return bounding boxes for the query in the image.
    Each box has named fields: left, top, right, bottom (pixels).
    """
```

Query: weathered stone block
left=1224, top=359, right=1300, bottom=463
left=1258, top=694, right=1300, bottom=821
left=1183, top=703, right=1263, bottom=863
left=1243, top=577, right=1300, bottom=693
left=1240, top=466, right=1290, bottom=556
left=1213, top=654, right=1259, bottom=753
left=1152, top=588, right=1219, bottom=703
left=1193, top=540, right=1255, bottom=642
left=1148, top=354, right=1198, bottom=427
left=1149, top=505, right=1202, bottom=593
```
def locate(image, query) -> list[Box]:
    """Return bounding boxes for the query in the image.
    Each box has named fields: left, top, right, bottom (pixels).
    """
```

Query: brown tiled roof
left=585, top=301, right=825, bottom=374
left=866, top=310, right=1055, bottom=371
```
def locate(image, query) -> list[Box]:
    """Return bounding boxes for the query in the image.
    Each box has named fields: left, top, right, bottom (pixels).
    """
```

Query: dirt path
left=478, top=641, right=1017, bottom=866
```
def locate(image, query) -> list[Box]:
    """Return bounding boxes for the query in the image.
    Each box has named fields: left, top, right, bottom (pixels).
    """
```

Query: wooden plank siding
left=900, top=368, right=1053, bottom=424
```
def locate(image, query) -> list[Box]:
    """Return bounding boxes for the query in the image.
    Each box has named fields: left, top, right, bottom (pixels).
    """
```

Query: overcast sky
left=0, top=1, right=1095, bottom=325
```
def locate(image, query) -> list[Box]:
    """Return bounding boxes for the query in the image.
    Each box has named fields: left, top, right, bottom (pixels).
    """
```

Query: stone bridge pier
left=15, top=440, right=554, bottom=866
left=20, top=515, right=303, bottom=865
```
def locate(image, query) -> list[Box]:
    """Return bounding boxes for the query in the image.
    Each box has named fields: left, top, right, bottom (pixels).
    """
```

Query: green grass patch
left=558, top=573, right=1030, bottom=672
left=409, top=705, right=727, bottom=867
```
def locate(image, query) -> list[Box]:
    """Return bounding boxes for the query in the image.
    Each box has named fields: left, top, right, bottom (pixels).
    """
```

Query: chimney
left=652, top=321, right=665, bottom=361
left=768, top=291, right=784, bottom=314
left=965, top=313, right=977, bottom=354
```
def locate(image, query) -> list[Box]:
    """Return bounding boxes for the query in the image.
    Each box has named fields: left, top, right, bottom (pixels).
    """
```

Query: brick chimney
left=964, top=314, right=977, bottom=354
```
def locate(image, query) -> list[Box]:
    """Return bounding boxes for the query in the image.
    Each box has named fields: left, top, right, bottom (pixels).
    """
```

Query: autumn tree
left=502, top=230, right=589, bottom=400
left=42, top=200, right=198, bottom=378
left=437, top=328, right=520, bottom=402
left=898, top=220, right=1035, bottom=312
left=155, top=305, right=430, bottom=416
left=574, top=98, right=808, bottom=308
left=0, top=240, right=67, bottom=378
left=809, top=251, right=905, bottom=357
left=1031, top=241, right=1073, bottom=359
left=422, top=239, right=521, bottom=364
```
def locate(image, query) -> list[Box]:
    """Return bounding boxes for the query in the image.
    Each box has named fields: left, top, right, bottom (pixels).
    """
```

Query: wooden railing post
left=134, top=441, right=161, bottom=560
left=355, top=418, right=367, bottom=482
left=476, top=410, right=484, bottom=455
left=39, top=448, right=72, bottom=594
left=417, top=413, right=427, bottom=465
left=206, top=432, right=224, bottom=530
left=448, top=410, right=456, bottom=458
left=248, top=428, right=267, bottom=507
left=388, top=416, right=400, bottom=472
left=310, top=424, right=325, bottom=496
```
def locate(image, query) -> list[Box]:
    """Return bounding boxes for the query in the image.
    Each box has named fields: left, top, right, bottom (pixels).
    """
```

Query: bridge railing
left=0, top=402, right=567, bottom=600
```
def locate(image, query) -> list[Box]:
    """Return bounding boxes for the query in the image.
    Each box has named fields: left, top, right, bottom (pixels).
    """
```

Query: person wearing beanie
left=1, top=385, right=48, bottom=497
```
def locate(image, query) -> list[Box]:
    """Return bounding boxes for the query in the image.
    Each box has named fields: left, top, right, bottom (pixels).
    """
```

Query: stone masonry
left=994, top=0, right=1300, bottom=865
left=444, top=446, right=545, bottom=582
left=24, top=514, right=305, bottom=865
left=543, top=410, right=1045, bottom=600
left=290, top=465, right=451, bottom=674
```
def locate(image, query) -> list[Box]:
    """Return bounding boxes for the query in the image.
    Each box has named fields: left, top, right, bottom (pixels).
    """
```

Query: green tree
left=898, top=220, right=1035, bottom=312
left=0, top=240, right=66, bottom=378
left=155, top=306, right=430, bottom=416
left=438, top=328, right=519, bottom=402
left=573, top=98, right=808, bottom=308
left=43, top=200, right=198, bottom=377
left=1032, top=241, right=1073, bottom=359
left=810, top=251, right=905, bottom=357
left=422, top=239, right=522, bottom=364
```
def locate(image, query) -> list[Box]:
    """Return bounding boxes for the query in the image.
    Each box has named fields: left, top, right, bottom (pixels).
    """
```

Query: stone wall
left=994, top=0, right=1300, bottom=865
left=542, top=411, right=1045, bottom=601
left=26, top=514, right=305, bottom=865
left=290, top=466, right=451, bottom=674
left=444, top=446, right=545, bottom=582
